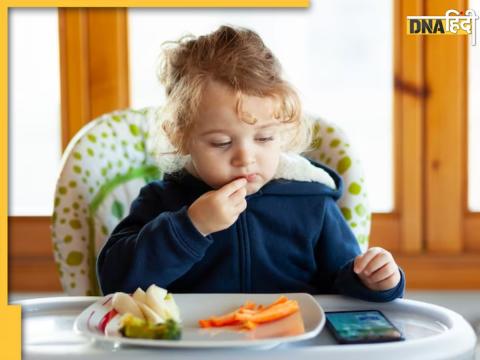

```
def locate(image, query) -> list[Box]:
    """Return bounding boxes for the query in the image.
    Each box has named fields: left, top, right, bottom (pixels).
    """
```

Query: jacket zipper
left=237, top=214, right=245, bottom=292
left=238, top=211, right=251, bottom=292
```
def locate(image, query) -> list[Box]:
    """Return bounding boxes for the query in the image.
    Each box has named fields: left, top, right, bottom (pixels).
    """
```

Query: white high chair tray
left=16, top=295, right=477, bottom=360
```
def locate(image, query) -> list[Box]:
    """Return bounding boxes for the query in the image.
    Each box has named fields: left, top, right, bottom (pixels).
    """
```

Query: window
left=9, top=8, right=61, bottom=215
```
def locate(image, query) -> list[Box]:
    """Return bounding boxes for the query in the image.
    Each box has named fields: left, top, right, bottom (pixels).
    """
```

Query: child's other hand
left=188, top=178, right=247, bottom=236
left=353, top=247, right=401, bottom=291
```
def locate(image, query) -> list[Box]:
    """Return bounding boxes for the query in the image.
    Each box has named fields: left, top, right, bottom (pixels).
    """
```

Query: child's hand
left=353, top=247, right=401, bottom=291
left=188, top=178, right=248, bottom=236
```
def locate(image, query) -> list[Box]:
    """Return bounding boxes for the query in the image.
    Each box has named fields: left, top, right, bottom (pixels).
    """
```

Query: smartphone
left=325, top=310, right=405, bottom=344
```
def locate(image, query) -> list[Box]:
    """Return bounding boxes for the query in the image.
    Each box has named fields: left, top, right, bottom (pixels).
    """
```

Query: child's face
left=186, top=80, right=282, bottom=195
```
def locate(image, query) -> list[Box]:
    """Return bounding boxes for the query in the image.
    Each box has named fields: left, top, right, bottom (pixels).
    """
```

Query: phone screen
left=325, top=310, right=404, bottom=344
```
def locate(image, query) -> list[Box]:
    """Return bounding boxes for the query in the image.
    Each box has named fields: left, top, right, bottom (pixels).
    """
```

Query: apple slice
left=164, top=294, right=181, bottom=323
left=146, top=284, right=169, bottom=319
left=111, top=292, right=144, bottom=320
left=137, top=302, right=165, bottom=324
left=132, top=287, right=147, bottom=305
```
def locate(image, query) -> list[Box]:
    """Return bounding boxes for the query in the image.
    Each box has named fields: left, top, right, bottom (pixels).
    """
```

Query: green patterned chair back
left=304, top=117, right=370, bottom=251
left=51, top=108, right=370, bottom=295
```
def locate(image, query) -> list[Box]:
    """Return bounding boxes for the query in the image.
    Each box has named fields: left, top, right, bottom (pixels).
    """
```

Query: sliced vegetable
left=112, top=292, right=144, bottom=320
left=138, top=302, right=165, bottom=324
left=235, top=300, right=299, bottom=324
left=198, top=296, right=300, bottom=330
left=107, top=284, right=182, bottom=340
left=209, top=311, right=240, bottom=327
left=98, top=309, right=118, bottom=333
left=163, top=295, right=181, bottom=323
left=242, top=320, right=257, bottom=330
left=263, top=295, right=288, bottom=309
left=146, top=284, right=176, bottom=322
left=132, top=287, right=147, bottom=305
left=120, top=314, right=181, bottom=340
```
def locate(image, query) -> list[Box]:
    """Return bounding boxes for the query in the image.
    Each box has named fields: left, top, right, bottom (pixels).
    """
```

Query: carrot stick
left=235, top=300, right=299, bottom=324
left=243, top=300, right=256, bottom=310
left=199, top=310, right=242, bottom=327
left=263, top=295, right=289, bottom=310
left=242, top=320, right=257, bottom=330
left=198, top=296, right=299, bottom=330
left=198, top=319, right=212, bottom=328
left=210, top=311, right=240, bottom=326
left=248, top=300, right=299, bottom=324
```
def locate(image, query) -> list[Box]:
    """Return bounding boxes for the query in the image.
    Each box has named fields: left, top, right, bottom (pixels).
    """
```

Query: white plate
left=74, top=293, right=325, bottom=349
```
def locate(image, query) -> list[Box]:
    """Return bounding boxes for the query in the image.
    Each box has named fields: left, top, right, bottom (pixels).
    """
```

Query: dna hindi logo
left=407, top=9, right=479, bottom=45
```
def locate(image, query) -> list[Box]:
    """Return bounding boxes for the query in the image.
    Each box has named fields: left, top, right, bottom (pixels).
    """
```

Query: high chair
left=51, top=107, right=371, bottom=295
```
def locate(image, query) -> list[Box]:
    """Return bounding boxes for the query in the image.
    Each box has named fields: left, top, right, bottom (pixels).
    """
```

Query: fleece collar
left=275, top=153, right=336, bottom=188
left=261, top=155, right=342, bottom=198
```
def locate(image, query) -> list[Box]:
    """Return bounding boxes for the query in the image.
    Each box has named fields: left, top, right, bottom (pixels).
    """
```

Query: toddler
left=98, top=25, right=405, bottom=301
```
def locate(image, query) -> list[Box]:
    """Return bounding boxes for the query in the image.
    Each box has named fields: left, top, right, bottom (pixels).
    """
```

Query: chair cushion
left=303, top=116, right=370, bottom=252
left=52, top=108, right=161, bottom=295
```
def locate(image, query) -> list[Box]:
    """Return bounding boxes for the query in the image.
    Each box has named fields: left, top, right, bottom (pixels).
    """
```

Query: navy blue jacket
left=97, top=162, right=405, bottom=302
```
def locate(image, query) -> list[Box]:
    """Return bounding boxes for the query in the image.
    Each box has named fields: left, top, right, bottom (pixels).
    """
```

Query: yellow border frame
left=0, top=1, right=309, bottom=359
left=3, top=0, right=308, bottom=7
left=0, top=4, right=20, bottom=360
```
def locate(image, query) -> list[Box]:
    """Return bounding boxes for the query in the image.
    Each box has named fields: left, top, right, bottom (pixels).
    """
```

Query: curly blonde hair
left=156, top=25, right=311, bottom=156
